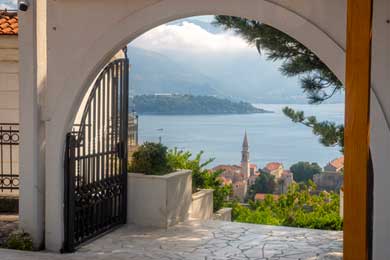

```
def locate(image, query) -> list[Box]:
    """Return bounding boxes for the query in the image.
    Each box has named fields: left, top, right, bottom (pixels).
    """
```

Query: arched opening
left=62, top=12, right=346, bottom=258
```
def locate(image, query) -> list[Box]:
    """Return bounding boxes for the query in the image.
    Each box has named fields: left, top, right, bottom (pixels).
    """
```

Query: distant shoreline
left=135, top=111, right=273, bottom=116
left=132, top=94, right=273, bottom=115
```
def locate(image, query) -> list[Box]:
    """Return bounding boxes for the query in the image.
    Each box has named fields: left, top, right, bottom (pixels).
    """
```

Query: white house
left=0, top=11, right=18, bottom=123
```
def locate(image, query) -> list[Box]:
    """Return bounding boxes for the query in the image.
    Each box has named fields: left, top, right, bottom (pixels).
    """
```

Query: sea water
left=138, top=103, right=344, bottom=169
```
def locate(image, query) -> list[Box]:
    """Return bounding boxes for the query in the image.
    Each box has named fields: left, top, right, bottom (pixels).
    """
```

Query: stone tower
left=241, top=131, right=250, bottom=179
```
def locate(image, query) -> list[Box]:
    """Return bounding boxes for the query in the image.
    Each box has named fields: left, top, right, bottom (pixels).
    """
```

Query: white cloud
left=0, top=0, right=17, bottom=9
left=131, top=21, right=251, bottom=54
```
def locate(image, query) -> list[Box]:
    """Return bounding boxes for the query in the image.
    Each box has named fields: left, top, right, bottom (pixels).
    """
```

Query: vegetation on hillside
left=227, top=182, right=342, bottom=231
left=133, top=94, right=271, bottom=115
left=214, top=16, right=344, bottom=151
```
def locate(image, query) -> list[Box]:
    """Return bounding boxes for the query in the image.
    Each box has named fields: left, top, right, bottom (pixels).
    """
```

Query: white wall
left=0, top=36, right=18, bottom=123
left=371, top=0, right=390, bottom=259
left=21, top=0, right=348, bottom=251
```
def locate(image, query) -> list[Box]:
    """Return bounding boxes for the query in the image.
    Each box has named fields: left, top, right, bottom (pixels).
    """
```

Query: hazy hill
left=128, top=47, right=223, bottom=96
left=128, top=18, right=345, bottom=104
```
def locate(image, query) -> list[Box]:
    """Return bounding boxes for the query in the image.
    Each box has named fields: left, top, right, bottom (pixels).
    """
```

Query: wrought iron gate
left=63, top=57, right=129, bottom=252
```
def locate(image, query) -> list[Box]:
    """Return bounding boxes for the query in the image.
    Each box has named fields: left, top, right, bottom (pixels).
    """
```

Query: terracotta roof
left=213, top=165, right=241, bottom=172
left=255, top=193, right=279, bottom=201
left=264, top=162, right=282, bottom=171
left=0, top=11, right=18, bottom=35
left=250, top=164, right=257, bottom=169
left=218, top=176, right=232, bottom=185
left=328, top=157, right=344, bottom=170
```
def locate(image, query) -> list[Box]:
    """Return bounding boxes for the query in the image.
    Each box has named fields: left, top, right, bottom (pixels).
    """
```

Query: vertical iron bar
left=64, top=133, right=76, bottom=252
left=122, top=59, right=129, bottom=223
left=0, top=125, right=3, bottom=192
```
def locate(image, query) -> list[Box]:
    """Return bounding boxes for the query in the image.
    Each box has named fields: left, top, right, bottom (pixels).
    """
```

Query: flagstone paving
left=0, top=220, right=342, bottom=260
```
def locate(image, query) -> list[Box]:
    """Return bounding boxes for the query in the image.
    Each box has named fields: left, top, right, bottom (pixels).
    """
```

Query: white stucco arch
left=40, top=0, right=347, bottom=251
left=62, top=1, right=345, bottom=134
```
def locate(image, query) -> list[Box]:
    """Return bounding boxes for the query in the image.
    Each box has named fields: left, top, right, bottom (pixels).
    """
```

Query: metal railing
left=0, top=123, right=19, bottom=192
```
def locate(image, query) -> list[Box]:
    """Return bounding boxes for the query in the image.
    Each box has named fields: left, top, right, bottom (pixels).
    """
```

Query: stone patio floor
left=0, top=220, right=342, bottom=260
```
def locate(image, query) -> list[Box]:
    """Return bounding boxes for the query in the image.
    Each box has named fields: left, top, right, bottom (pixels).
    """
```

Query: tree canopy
left=289, top=161, right=322, bottom=183
left=214, top=16, right=344, bottom=151
left=253, top=172, right=275, bottom=194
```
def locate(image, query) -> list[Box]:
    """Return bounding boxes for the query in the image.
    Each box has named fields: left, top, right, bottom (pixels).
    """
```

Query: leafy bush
left=129, top=142, right=173, bottom=175
left=167, top=148, right=232, bottom=211
left=228, top=181, right=342, bottom=231
left=4, top=230, right=33, bottom=251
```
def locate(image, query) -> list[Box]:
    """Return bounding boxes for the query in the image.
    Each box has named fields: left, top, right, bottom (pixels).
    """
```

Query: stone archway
left=23, top=0, right=348, bottom=251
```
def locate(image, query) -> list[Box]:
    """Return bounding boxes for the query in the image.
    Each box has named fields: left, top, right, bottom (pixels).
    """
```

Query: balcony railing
left=0, top=123, right=19, bottom=192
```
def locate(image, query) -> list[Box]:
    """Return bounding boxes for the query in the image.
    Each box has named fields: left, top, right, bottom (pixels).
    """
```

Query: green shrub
left=5, top=230, right=33, bottom=251
left=129, top=142, right=173, bottom=175
left=229, top=182, right=343, bottom=231
left=167, top=148, right=232, bottom=211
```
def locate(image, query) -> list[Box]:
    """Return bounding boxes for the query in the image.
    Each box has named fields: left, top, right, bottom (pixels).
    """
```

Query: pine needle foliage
left=214, top=16, right=345, bottom=151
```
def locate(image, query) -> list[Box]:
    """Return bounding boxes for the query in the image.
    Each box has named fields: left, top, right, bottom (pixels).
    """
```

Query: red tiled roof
left=264, top=162, right=282, bottom=171
left=0, top=11, right=18, bottom=35
left=218, top=176, right=232, bottom=185
left=328, top=157, right=344, bottom=170
left=213, top=165, right=241, bottom=172
left=255, top=193, right=279, bottom=201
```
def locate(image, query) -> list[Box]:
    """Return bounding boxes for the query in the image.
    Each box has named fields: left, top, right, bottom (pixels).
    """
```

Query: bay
left=138, top=103, right=344, bottom=169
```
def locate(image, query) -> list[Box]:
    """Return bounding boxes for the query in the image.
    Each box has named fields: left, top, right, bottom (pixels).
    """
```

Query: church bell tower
left=241, top=131, right=250, bottom=179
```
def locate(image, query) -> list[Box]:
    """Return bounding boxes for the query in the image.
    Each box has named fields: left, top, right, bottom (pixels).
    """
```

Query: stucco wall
left=127, top=170, right=192, bottom=228
left=371, top=0, right=390, bottom=259
left=190, top=189, right=214, bottom=220
left=0, top=36, right=18, bottom=123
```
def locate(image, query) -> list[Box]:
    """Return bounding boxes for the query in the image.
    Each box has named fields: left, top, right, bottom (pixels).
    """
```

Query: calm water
left=138, top=104, right=344, bottom=169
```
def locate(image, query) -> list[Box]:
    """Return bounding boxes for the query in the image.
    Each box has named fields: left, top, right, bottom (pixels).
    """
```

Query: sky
left=129, top=16, right=344, bottom=103
left=131, top=20, right=251, bottom=55
left=0, top=0, right=16, bottom=9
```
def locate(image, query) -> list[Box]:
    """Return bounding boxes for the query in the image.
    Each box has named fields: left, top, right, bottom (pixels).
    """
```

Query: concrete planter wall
left=127, top=170, right=192, bottom=228
left=189, top=189, right=213, bottom=220
left=214, top=208, right=233, bottom=222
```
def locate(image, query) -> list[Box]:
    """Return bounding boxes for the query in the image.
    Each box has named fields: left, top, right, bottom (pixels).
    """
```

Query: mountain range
left=127, top=17, right=344, bottom=104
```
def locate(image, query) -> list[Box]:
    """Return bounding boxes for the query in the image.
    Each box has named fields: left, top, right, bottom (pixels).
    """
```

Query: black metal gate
left=63, top=56, right=129, bottom=252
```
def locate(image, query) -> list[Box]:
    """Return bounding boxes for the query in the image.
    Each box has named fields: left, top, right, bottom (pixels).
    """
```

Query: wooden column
left=344, top=0, right=372, bottom=259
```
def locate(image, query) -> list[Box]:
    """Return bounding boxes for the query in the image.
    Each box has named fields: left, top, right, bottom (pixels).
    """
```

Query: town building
left=213, top=132, right=259, bottom=201
left=314, top=157, right=344, bottom=191
left=278, top=170, right=294, bottom=194
left=324, top=156, right=344, bottom=173
left=263, top=162, right=284, bottom=179
left=254, top=193, right=280, bottom=202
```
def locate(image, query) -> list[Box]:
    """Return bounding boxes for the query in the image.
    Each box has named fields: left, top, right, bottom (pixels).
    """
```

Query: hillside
left=128, top=18, right=345, bottom=104
left=132, top=95, right=272, bottom=115
left=128, top=47, right=222, bottom=96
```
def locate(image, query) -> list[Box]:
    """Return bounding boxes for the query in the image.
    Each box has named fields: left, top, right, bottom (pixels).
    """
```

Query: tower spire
left=242, top=131, right=248, bottom=150
left=241, top=131, right=250, bottom=179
